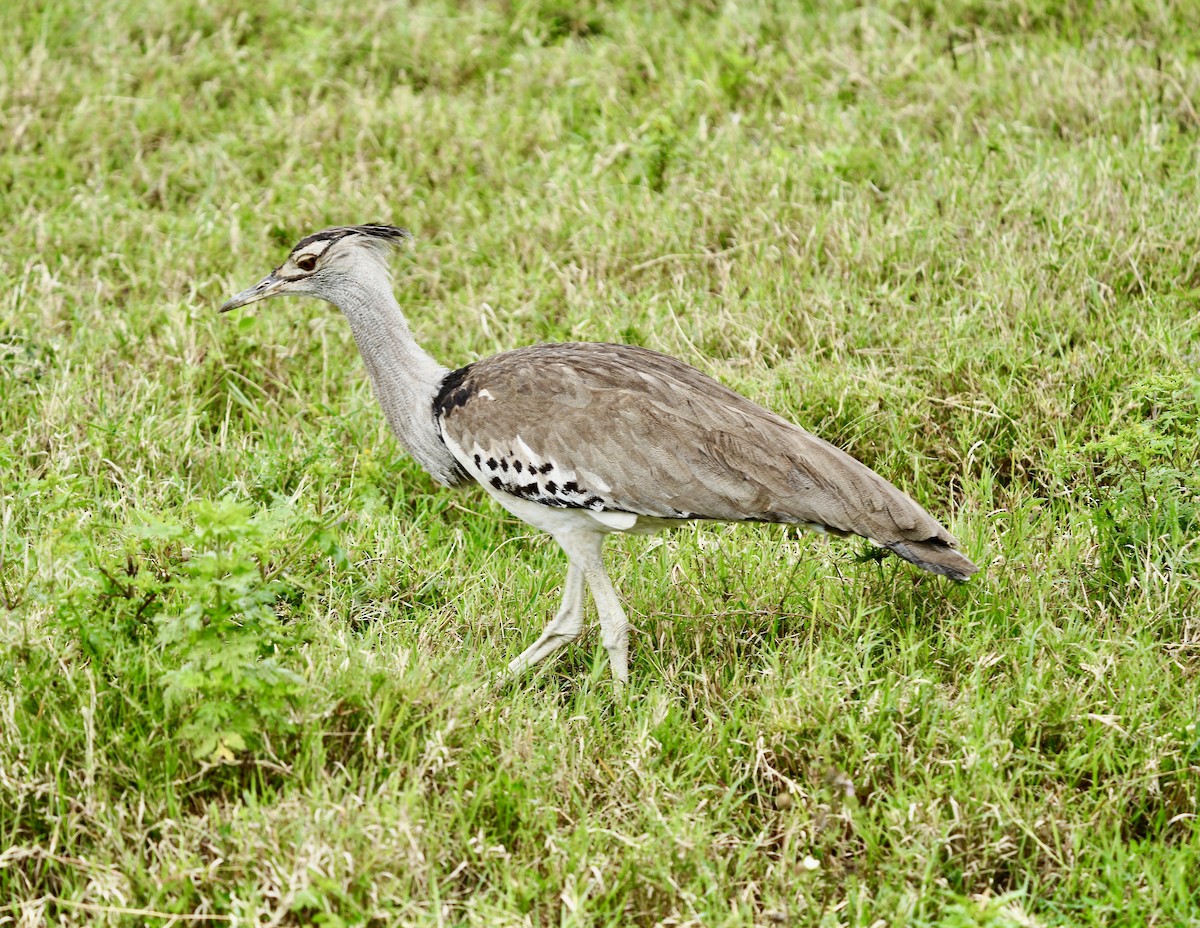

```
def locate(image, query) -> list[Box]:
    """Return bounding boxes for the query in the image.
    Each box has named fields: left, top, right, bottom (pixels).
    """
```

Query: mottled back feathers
left=433, top=343, right=978, bottom=579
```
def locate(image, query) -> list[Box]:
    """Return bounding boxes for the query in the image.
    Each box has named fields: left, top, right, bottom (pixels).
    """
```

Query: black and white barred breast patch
left=462, top=437, right=616, bottom=511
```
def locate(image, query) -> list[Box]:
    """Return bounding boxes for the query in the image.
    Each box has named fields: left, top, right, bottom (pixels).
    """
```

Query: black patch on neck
left=434, top=363, right=476, bottom=418
left=432, top=364, right=477, bottom=485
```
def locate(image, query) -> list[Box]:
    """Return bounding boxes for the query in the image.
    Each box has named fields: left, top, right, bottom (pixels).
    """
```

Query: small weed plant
left=1077, top=373, right=1200, bottom=581
left=146, top=500, right=308, bottom=761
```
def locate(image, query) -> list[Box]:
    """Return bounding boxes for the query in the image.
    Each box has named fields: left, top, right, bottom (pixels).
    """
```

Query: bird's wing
left=435, top=342, right=957, bottom=548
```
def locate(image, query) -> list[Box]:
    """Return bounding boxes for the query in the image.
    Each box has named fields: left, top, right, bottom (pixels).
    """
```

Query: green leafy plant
left=1076, top=374, right=1200, bottom=580
left=144, top=500, right=308, bottom=762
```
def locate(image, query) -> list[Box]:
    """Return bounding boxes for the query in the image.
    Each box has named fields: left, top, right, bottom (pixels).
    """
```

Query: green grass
left=2, top=0, right=1199, bottom=924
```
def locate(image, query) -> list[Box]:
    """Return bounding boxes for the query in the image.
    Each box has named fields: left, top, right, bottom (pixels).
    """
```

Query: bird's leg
left=555, top=531, right=629, bottom=689
left=583, top=561, right=631, bottom=690
left=547, top=528, right=630, bottom=690
left=506, top=562, right=585, bottom=677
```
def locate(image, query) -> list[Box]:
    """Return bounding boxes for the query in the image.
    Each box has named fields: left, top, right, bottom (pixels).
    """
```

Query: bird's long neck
left=327, top=269, right=462, bottom=485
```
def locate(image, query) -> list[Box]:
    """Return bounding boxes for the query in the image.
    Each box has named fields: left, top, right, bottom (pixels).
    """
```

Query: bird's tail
left=886, top=538, right=980, bottom=581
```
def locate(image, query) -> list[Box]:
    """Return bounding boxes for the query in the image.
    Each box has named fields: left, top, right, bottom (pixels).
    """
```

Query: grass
left=2, top=0, right=1199, bottom=924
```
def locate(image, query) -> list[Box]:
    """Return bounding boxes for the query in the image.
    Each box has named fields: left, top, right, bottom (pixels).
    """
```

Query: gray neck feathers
left=322, top=266, right=461, bottom=486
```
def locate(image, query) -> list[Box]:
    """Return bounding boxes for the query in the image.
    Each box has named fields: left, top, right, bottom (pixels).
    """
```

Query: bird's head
left=219, top=224, right=412, bottom=313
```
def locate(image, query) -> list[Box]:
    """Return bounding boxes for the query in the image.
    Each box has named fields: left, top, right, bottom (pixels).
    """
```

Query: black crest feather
left=290, top=224, right=412, bottom=256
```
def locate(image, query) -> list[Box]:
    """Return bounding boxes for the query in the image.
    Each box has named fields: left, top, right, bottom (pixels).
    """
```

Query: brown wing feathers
left=435, top=343, right=978, bottom=580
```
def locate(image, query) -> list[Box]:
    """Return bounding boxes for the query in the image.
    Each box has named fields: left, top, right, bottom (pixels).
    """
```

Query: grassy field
left=3, top=0, right=1200, bottom=924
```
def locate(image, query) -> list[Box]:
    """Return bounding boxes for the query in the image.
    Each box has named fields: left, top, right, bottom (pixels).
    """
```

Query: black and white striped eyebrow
left=289, top=239, right=333, bottom=262
left=276, top=225, right=412, bottom=279
left=288, top=224, right=411, bottom=258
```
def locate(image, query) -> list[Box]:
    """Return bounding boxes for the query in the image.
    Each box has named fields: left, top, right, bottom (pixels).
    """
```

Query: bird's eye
left=295, top=254, right=318, bottom=272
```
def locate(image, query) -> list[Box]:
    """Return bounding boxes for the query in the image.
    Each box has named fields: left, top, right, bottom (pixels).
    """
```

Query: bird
left=220, top=223, right=979, bottom=687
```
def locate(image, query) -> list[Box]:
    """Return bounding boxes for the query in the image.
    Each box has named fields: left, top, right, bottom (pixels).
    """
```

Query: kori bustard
left=221, top=224, right=978, bottom=686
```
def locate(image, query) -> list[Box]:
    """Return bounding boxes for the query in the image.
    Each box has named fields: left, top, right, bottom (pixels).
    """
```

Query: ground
left=1, top=1, right=1199, bottom=925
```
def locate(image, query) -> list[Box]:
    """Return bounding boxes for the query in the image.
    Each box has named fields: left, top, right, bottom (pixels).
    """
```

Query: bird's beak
left=219, top=270, right=285, bottom=313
